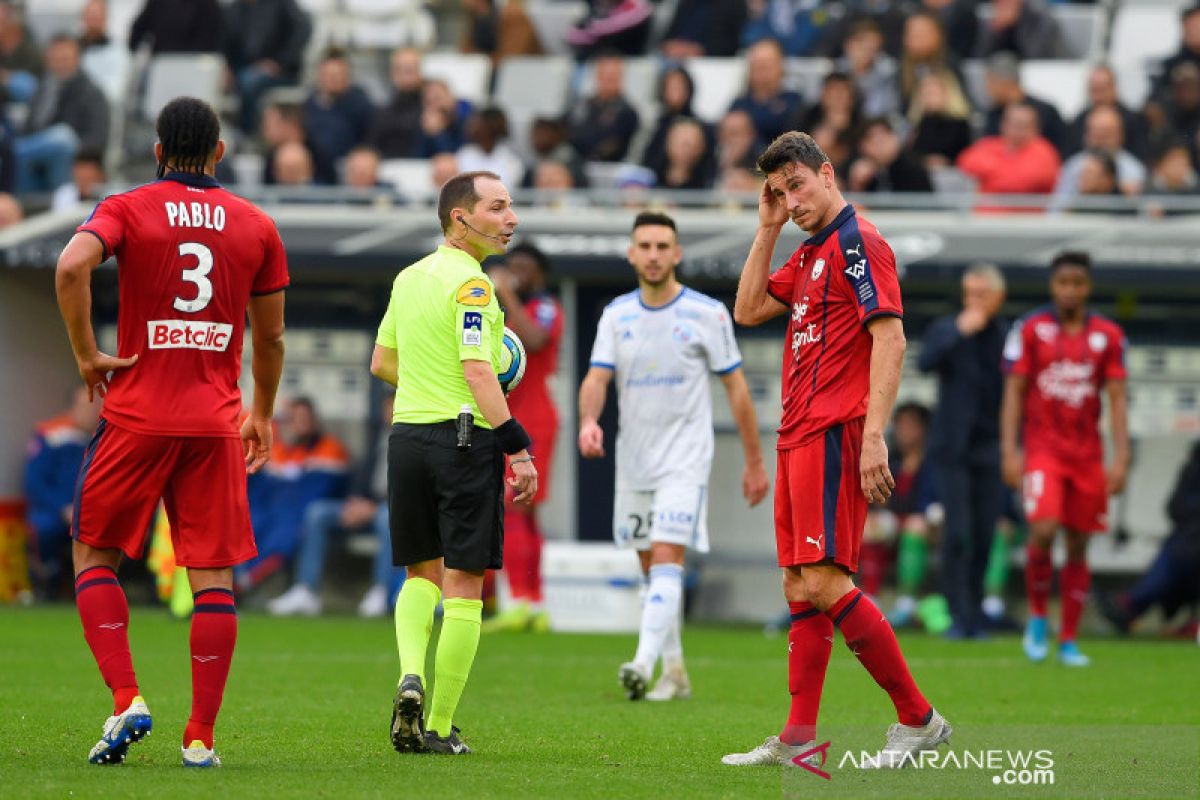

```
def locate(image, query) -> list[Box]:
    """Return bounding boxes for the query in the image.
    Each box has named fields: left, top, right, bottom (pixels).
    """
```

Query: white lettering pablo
left=164, top=201, right=226, bottom=231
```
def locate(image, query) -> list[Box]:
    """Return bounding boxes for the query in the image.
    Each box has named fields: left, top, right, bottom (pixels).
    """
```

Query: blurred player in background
left=1002, top=250, right=1130, bottom=667
left=579, top=211, right=769, bottom=702
left=55, top=97, right=288, bottom=767
left=725, top=131, right=949, bottom=768
left=484, top=242, right=563, bottom=633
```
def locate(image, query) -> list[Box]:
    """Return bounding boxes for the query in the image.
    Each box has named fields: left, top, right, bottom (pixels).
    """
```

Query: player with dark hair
left=371, top=170, right=536, bottom=755
left=483, top=242, right=564, bottom=632
left=1001, top=250, right=1130, bottom=667
left=56, top=96, right=288, bottom=767
left=724, top=131, right=949, bottom=768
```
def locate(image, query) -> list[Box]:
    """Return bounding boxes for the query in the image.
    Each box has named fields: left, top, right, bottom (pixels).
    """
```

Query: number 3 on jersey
left=174, top=242, right=213, bottom=313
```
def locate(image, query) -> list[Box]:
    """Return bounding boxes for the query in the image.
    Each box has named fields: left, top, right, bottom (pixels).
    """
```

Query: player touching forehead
left=627, top=212, right=681, bottom=288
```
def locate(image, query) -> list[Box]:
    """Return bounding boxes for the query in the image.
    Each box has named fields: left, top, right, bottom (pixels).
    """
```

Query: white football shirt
left=589, top=287, right=742, bottom=489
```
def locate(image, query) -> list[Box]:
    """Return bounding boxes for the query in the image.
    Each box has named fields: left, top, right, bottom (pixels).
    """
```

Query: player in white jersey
left=578, top=211, right=770, bottom=701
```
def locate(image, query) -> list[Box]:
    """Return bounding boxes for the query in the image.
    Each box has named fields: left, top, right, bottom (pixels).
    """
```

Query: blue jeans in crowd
left=15, top=123, right=79, bottom=193
left=294, top=499, right=404, bottom=595
left=236, top=65, right=288, bottom=133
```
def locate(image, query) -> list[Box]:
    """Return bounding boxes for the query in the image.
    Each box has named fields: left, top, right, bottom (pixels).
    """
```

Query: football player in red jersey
left=1001, top=251, right=1130, bottom=667
left=724, top=131, right=949, bottom=769
left=56, top=97, right=288, bottom=767
left=484, top=243, right=563, bottom=632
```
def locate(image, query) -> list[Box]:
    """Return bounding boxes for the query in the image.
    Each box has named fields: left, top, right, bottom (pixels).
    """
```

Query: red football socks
left=75, top=566, right=139, bottom=715
left=828, top=589, right=931, bottom=727
left=185, top=588, right=238, bottom=748
left=502, top=509, right=544, bottom=603
left=780, top=601, right=832, bottom=745
left=1059, top=559, right=1090, bottom=642
left=1025, top=544, right=1054, bottom=618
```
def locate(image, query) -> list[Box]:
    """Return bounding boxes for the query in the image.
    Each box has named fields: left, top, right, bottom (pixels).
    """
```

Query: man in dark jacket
left=568, top=53, right=639, bottom=162
left=223, top=0, right=311, bottom=132
left=303, top=48, right=374, bottom=185
left=367, top=47, right=423, bottom=159
left=130, top=0, right=223, bottom=54
left=919, top=263, right=1009, bottom=638
left=15, top=35, right=109, bottom=192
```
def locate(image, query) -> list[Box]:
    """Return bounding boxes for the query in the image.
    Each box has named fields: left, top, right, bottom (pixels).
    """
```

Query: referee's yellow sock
left=394, top=577, right=441, bottom=685
left=426, top=597, right=483, bottom=737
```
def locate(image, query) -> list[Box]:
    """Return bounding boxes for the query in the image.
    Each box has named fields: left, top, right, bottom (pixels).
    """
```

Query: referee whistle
left=456, top=404, right=474, bottom=451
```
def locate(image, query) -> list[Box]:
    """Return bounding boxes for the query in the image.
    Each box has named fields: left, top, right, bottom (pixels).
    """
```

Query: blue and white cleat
left=1057, top=640, right=1091, bottom=667
left=1022, top=617, right=1048, bottom=663
left=88, top=695, right=152, bottom=765
left=182, top=740, right=221, bottom=767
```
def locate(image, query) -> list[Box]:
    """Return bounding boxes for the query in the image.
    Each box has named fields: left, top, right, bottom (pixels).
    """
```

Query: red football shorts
left=774, top=418, right=867, bottom=572
left=71, top=418, right=257, bottom=568
left=1022, top=452, right=1108, bottom=534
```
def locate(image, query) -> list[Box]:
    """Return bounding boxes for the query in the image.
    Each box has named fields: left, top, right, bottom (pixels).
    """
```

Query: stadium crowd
left=2, top=0, right=1200, bottom=216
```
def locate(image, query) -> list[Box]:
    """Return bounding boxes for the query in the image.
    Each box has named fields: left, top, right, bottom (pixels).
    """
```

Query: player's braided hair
left=155, top=97, right=221, bottom=178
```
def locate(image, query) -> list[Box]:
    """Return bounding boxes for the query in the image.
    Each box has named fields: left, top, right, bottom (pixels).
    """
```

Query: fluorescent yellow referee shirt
left=376, top=246, right=504, bottom=426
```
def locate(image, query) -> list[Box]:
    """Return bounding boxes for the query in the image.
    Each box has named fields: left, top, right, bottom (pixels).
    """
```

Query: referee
left=370, top=170, right=537, bottom=756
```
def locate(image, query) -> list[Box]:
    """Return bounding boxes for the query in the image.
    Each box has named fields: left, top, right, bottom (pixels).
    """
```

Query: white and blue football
left=497, top=327, right=527, bottom=394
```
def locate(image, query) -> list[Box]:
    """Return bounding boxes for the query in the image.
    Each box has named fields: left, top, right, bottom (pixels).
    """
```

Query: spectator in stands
left=420, top=78, right=471, bottom=156
left=741, top=0, right=832, bottom=57
left=982, top=51, right=1065, bottom=156
left=367, top=47, right=423, bottom=160
left=24, top=387, right=99, bottom=599
left=223, top=0, right=312, bottom=133
left=260, top=101, right=307, bottom=185
left=273, top=140, right=314, bottom=187
left=1098, top=441, right=1200, bottom=639
left=810, top=120, right=855, bottom=175
left=715, top=108, right=763, bottom=184
left=661, top=0, right=747, bottom=59
left=460, top=0, right=543, bottom=67
left=1145, top=141, right=1200, bottom=216
left=1151, top=5, right=1200, bottom=103
left=956, top=102, right=1060, bottom=202
left=819, top=0, right=908, bottom=60
left=1067, top=64, right=1149, bottom=161
left=848, top=117, right=933, bottom=193
left=567, top=0, right=653, bottom=60
left=531, top=159, right=579, bottom=193
left=730, top=39, right=804, bottom=142
left=919, top=263, right=1009, bottom=639
left=458, top=106, right=525, bottom=188
left=568, top=53, right=639, bottom=162
left=0, top=190, right=20, bottom=227
left=792, top=72, right=862, bottom=152
left=837, top=18, right=900, bottom=118
left=130, top=0, right=223, bottom=55
left=921, top=0, right=979, bottom=62
left=975, top=0, right=1068, bottom=60
left=16, top=36, right=109, bottom=194
left=78, top=0, right=130, bottom=105
left=643, top=66, right=707, bottom=182
left=343, top=145, right=386, bottom=190
left=652, top=117, right=715, bottom=190
left=1061, top=150, right=1124, bottom=212
left=1147, top=62, right=1200, bottom=158
left=909, top=72, right=973, bottom=168
left=51, top=149, right=105, bottom=212
left=1052, top=105, right=1146, bottom=211
left=240, top=397, right=350, bottom=590
left=268, top=395, right=403, bottom=618
left=430, top=151, right=459, bottom=191
left=898, top=11, right=971, bottom=124
left=523, top=116, right=587, bottom=189
left=0, top=1, right=41, bottom=101
left=304, top=48, right=374, bottom=186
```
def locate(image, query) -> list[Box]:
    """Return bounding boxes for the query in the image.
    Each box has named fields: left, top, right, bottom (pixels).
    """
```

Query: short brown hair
left=437, top=170, right=501, bottom=232
left=756, top=131, right=830, bottom=176
left=631, top=210, right=676, bottom=233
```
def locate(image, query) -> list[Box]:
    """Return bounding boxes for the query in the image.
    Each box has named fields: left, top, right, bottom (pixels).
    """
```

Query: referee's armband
left=494, top=419, right=532, bottom=455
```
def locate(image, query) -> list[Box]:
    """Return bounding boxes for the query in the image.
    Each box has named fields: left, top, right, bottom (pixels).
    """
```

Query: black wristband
left=494, top=418, right=532, bottom=455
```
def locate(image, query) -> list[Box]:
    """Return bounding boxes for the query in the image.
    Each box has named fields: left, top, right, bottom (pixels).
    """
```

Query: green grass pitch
left=1, top=606, right=1196, bottom=799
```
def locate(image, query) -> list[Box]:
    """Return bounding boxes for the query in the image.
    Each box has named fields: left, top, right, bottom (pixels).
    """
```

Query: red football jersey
left=767, top=205, right=904, bottom=449
left=1004, top=307, right=1127, bottom=462
left=78, top=172, right=289, bottom=437
left=506, top=291, right=563, bottom=432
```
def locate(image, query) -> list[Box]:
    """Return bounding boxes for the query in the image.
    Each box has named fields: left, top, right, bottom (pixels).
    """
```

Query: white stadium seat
left=786, top=57, right=834, bottom=103
left=422, top=52, right=493, bottom=105
left=378, top=158, right=434, bottom=198
left=142, top=53, right=225, bottom=121
left=1111, top=4, right=1184, bottom=68
left=493, top=55, right=574, bottom=118
left=526, top=0, right=587, bottom=56
left=684, top=57, right=746, bottom=123
left=1022, top=60, right=1090, bottom=120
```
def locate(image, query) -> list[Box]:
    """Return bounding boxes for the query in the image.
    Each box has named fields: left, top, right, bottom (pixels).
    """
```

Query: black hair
left=1182, top=4, right=1200, bottom=22
left=1084, top=148, right=1118, bottom=184
left=632, top=210, right=677, bottom=233
left=74, top=147, right=105, bottom=168
left=658, top=65, right=696, bottom=115
left=290, top=396, right=316, bottom=413
left=155, top=96, right=220, bottom=178
left=1049, top=250, right=1092, bottom=274
left=508, top=242, right=551, bottom=275
left=893, top=402, right=931, bottom=428
left=756, top=131, right=831, bottom=176
left=437, top=170, right=501, bottom=232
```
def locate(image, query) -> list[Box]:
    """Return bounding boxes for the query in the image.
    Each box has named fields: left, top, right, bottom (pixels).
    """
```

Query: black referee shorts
left=387, top=421, right=505, bottom=571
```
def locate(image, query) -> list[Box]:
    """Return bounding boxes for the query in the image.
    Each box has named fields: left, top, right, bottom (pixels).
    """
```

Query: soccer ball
left=498, top=327, right=527, bottom=394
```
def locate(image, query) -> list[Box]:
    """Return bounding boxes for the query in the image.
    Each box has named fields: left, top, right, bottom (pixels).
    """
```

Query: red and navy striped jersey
left=506, top=291, right=564, bottom=433
left=1004, top=307, right=1127, bottom=462
left=767, top=205, right=904, bottom=449
left=78, top=172, right=289, bottom=437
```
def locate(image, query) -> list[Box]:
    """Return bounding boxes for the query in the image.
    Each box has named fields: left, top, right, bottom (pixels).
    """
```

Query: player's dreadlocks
left=155, top=97, right=221, bottom=178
